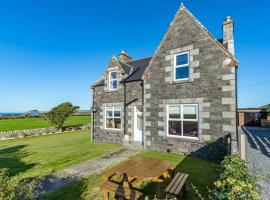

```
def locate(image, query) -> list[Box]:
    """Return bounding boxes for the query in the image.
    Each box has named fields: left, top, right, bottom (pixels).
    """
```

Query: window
left=167, top=104, right=198, bottom=138
left=174, top=52, right=190, bottom=80
left=109, top=71, right=119, bottom=90
left=105, top=107, right=121, bottom=129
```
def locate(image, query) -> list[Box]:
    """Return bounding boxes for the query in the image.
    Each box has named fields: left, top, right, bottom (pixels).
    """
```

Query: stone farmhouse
left=91, top=4, right=239, bottom=160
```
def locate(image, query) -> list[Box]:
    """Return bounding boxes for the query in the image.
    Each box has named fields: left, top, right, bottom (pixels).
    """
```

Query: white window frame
left=166, top=104, right=199, bottom=140
left=104, top=107, right=121, bottom=130
left=108, top=70, right=119, bottom=91
left=174, top=52, right=190, bottom=81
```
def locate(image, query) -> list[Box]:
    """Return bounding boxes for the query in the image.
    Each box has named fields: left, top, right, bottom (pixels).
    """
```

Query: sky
left=0, top=0, right=269, bottom=112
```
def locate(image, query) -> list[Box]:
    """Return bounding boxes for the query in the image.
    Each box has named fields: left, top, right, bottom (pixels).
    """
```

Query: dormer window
left=109, top=71, right=119, bottom=90
left=174, top=52, right=190, bottom=80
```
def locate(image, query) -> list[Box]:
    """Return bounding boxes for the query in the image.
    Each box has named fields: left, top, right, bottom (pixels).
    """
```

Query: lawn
left=44, top=151, right=220, bottom=200
left=0, top=116, right=90, bottom=132
left=0, top=130, right=121, bottom=179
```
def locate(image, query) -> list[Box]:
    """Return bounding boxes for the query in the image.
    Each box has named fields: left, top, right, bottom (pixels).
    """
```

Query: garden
left=0, top=102, right=261, bottom=199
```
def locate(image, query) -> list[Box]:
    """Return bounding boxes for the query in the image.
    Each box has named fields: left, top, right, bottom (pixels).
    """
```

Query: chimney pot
left=225, top=16, right=231, bottom=22
left=119, top=50, right=132, bottom=62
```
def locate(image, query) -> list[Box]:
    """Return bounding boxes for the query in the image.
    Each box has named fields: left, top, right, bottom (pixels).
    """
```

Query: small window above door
left=109, top=71, right=119, bottom=91
left=174, top=52, right=190, bottom=81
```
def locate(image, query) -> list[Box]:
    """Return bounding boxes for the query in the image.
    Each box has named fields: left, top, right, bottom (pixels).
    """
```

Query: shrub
left=210, top=155, right=260, bottom=200
left=0, top=169, right=36, bottom=200
left=264, top=104, right=270, bottom=114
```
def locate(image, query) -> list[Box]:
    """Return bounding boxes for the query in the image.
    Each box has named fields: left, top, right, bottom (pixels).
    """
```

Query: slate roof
left=125, top=57, right=152, bottom=82
left=118, top=61, right=133, bottom=75
left=92, top=78, right=104, bottom=87
left=91, top=56, right=152, bottom=88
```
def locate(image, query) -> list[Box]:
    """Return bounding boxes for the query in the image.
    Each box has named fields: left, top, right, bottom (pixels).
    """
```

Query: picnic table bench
left=165, top=172, right=189, bottom=199
left=100, top=181, right=144, bottom=200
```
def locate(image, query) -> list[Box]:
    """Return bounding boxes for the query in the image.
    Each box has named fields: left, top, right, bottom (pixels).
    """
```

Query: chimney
left=222, top=16, right=235, bottom=55
left=119, top=50, right=132, bottom=62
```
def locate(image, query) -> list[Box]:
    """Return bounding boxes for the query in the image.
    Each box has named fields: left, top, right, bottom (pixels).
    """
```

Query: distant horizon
left=0, top=109, right=91, bottom=113
left=0, top=0, right=269, bottom=111
left=1, top=105, right=267, bottom=114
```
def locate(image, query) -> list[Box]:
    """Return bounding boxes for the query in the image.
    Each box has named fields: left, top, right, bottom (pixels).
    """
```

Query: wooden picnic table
left=101, top=157, right=176, bottom=199
left=103, top=157, right=175, bottom=187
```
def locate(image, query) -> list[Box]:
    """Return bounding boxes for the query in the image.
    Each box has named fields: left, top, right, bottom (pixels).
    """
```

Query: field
left=0, top=130, right=121, bottom=179
left=0, top=116, right=90, bottom=132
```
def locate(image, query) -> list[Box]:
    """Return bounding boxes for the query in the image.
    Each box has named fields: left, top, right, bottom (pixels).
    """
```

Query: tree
left=264, top=104, right=270, bottom=114
left=45, top=102, right=79, bottom=132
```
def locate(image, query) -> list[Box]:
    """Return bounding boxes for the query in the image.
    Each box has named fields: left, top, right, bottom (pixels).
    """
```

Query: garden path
left=34, top=148, right=138, bottom=197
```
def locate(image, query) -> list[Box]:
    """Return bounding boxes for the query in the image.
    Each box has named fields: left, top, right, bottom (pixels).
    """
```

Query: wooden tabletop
left=103, top=157, right=171, bottom=181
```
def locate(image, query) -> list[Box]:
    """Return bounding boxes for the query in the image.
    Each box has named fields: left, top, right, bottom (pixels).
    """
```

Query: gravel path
left=240, top=126, right=270, bottom=200
left=34, top=148, right=138, bottom=197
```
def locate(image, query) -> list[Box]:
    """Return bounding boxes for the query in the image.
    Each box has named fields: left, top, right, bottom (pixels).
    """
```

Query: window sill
left=169, top=78, right=194, bottom=85
left=167, top=134, right=199, bottom=141
left=105, top=128, right=122, bottom=131
left=108, top=89, right=119, bottom=91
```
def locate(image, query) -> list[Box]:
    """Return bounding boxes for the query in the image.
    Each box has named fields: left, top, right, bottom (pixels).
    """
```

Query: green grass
left=0, top=116, right=90, bottom=132
left=0, top=130, right=121, bottom=179
left=44, top=151, right=220, bottom=200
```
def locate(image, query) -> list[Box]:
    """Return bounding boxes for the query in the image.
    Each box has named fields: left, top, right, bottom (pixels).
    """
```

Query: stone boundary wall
left=0, top=124, right=90, bottom=140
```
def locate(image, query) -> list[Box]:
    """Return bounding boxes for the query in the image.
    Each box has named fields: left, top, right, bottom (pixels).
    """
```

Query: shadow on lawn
left=0, top=145, right=36, bottom=176
left=41, top=175, right=102, bottom=200
left=140, top=155, right=220, bottom=200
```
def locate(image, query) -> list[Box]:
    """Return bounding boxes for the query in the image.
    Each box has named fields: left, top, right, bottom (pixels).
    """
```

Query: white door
left=134, top=106, right=143, bottom=142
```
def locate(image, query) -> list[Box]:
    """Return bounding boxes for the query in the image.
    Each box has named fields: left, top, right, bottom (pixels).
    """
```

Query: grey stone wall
left=0, top=125, right=89, bottom=140
left=93, top=84, right=124, bottom=143
left=93, top=77, right=143, bottom=144
left=143, top=7, right=236, bottom=160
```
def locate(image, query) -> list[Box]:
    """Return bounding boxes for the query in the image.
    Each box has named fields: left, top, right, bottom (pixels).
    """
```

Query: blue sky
left=0, top=0, right=269, bottom=112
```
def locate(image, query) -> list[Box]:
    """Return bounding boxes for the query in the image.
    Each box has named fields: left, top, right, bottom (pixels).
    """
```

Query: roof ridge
left=127, top=56, right=152, bottom=63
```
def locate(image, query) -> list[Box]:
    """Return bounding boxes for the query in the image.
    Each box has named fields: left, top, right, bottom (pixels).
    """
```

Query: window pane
left=183, top=105, right=197, bottom=119
left=110, top=71, right=117, bottom=79
left=111, top=80, right=118, bottom=89
left=114, top=108, right=121, bottom=117
left=175, top=66, right=189, bottom=80
left=176, top=54, right=188, bottom=65
left=137, top=115, right=143, bottom=130
left=168, top=120, right=182, bottom=136
left=183, top=121, right=198, bottom=137
left=169, top=106, right=181, bottom=119
left=106, top=118, right=114, bottom=129
left=106, top=108, right=113, bottom=117
left=114, top=118, right=121, bottom=129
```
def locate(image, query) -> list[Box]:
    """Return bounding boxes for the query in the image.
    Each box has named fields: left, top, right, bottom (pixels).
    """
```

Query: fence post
left=227, top=134, right=231, bottom=155
left=240, top=134, right=246, bottom=160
